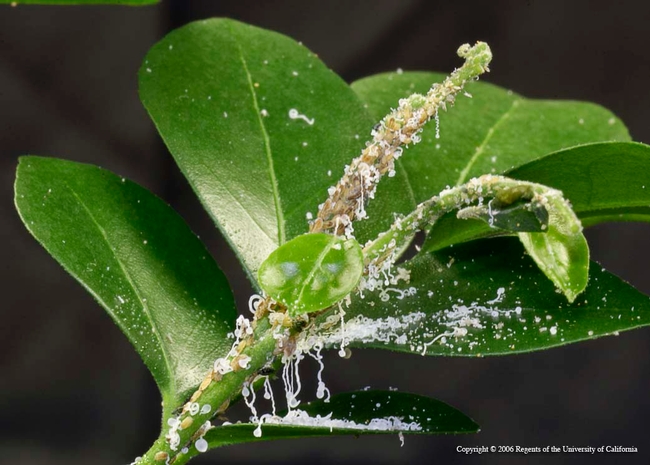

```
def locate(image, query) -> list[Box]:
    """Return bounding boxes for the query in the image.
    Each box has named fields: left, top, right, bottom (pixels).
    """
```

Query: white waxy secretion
left=288, top=108, right=315, bottom=125
left=195, top=438, right=208, bottom=453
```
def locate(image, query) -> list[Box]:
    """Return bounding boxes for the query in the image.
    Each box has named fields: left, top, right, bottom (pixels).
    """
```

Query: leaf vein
left=231, top=23, right=286, bottom=245
left=396, top=158, right=418, bottom=207
left=456, top=99, right=520, bottom=185
left=64, top=181, right=176, bottom=397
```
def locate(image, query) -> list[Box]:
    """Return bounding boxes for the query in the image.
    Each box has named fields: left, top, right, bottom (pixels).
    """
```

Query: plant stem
left=310, top=42, right=492, bottom=237
left=363, top=174, right=576, bottom=268
left=142, top=42, right=499, bottom=465
left=137, top=317, right=278, bottom=465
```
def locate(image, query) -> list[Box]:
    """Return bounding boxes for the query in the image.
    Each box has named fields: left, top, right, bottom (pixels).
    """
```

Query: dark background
left=2, top=1, right=650, bottom=464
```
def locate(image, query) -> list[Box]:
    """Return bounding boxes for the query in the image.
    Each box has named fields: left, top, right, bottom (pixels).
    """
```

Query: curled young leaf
left=362, top=175, right=587, bottom=302
left=258, top=233, right=364, bottom=316
left=457, top=198, right=549, bottom=233
left=518, top=194, right=589, bottom=302
left=422, top=142, right=650, bottom=253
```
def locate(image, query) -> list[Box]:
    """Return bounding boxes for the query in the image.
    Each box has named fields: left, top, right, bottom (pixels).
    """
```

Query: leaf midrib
left=64, top=181, right=176, bottom=397
left=455, top=99, right=520, bottom=186
left=231, top=22, right=286, bottom=246
left=296, top=237, right=336, bottom=306
left=396, top=157, right=417, bottom=208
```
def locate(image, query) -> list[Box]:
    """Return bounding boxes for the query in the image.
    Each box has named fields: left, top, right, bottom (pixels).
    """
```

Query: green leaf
left=518, top=226, right=589, bottom=303
left=0, top=0, right=157, bottom=4
left=139, top=19, right=415, bottom=284
left=14, top=157, right=236, bottom=415
left=316, top=238, right=650, bottom=356
left=258, top=233, right=363, bottom=316
left=458, top=198, right=549, bottom=232
left=516, top=187, right=589, bottom=302
left=351, top=72, right=630, bottom=205
left=424, top=142, right=650, bottom=252
left=199, top=390, right=477, bottom=452
left=519, top=227, right=589, bottom=303
left=362, top=174, right=589, bottom=302
left=518, top=193, right=590, bottom=303
left=510, top=141, right=650, bottom=225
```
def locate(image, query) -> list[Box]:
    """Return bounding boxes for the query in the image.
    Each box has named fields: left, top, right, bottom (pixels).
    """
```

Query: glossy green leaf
left=510, top=141, right=650, bottom=225
left=139, top=19, right=415, bottom=284
left=519, top=229, right=589, bottom=302
left=0, top=0, right=157, bottom=4
left=197, top=390, right=477, bottom=453
left=351, top=72, right=630, bottom=206
left=518, top=194, right=590, bottom=303
left=14, top=157, right=236, bottom=415
left=316, top=238, right=650, bottom=356
left=459, top=198, right=549, bottom=233
left=258, top=233, right=363, bottom=316
left=518, top=226, right=589, bottom=303
left=424, top=142, right=650, bottom=252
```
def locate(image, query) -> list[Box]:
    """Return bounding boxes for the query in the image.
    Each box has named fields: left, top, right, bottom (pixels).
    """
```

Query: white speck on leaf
left=289, top=108, right=315, bottom=125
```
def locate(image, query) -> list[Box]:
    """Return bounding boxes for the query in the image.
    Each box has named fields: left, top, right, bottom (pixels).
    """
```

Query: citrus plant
left=14, top=18, right=650, bottom=465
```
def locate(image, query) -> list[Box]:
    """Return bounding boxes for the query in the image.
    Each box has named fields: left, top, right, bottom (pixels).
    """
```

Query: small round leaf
left=258, top=233, right=364, bottom=316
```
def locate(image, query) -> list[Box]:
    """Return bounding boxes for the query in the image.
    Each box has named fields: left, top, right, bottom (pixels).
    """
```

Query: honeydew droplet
left=189, top=402, right=200, bottom=416
left=195, top=438, right=208, bottom=453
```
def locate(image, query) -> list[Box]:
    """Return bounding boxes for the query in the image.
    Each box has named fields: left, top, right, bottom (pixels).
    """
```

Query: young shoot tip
left=456, top=41, right=492, bottom=71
